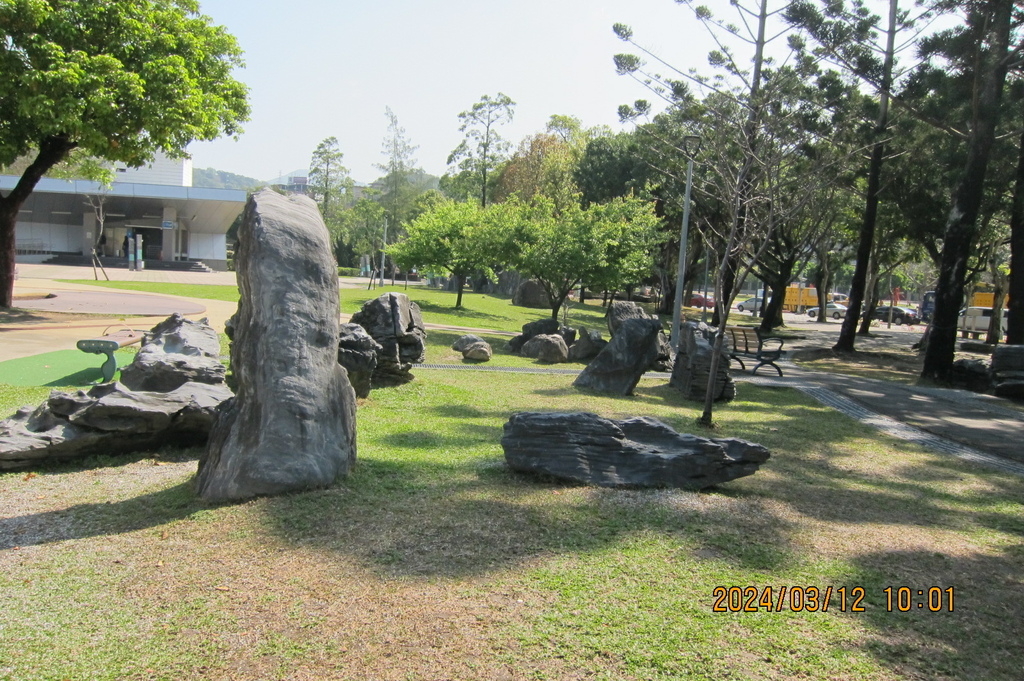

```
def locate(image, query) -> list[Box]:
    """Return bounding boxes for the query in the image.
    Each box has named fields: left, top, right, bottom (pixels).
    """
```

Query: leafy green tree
left=0, top=0, right=249, bottom=307
left=387, top=199, right=494, bottom=309
left=504, top=195, right=661, bottom=320
left=308, top=136, right=350, bottom=217
left=446, top=93, right=515, bottom=207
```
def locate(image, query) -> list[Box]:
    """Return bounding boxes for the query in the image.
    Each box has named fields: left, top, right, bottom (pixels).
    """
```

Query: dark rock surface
left=512, top=279, right=550, bottom=309
left=508, top=318, right=560, bottom=354
left=991, top=345, right=1024, bottom=399
left=195, top=190, right=357, bottom=502
left=573, top=318, right=665, bottom=395
left=119, top=313, right=225, bottom=392
left=502, top=412, right=770, bottom=489
left=338, top=323, right=382, bottom=398
left=568, top=326, right=607, bottom=362
left=606, top=300, right=652, bottom=337
left=0, top=382, right=232, bottom=470
left=950, top=358, right=993, bottom=393
left=670, top=321, right=735, bottom=402
left=521, top=334, right=569, bottom=363
left=351, top=292, right=427, bottom=386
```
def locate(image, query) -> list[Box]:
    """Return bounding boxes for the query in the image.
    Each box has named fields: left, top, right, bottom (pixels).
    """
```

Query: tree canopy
left=0, top=0, right=250, bottom=306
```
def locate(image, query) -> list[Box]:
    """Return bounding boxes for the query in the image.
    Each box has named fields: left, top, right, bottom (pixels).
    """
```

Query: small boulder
left=451, top=334, right=486, bottom=352
left=462, top=341, right=493, bottom=362
left=351, top=292, right=427, bottom=386
left=521, top=334, right=569, bottom=363
left=568, top=326, right=607, bottom=362
left=992, top=345, right=1024, bottom=399
left=507, top=318, right=560, bottom=354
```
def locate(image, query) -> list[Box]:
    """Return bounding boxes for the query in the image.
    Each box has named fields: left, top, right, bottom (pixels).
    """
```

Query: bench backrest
left=726, top=326, right=759, bottom=354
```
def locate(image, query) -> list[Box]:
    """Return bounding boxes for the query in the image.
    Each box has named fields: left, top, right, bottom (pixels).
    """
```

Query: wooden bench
left=725, top=326, right=784, bottom=376
left=76, top=328, right=144, bottom=382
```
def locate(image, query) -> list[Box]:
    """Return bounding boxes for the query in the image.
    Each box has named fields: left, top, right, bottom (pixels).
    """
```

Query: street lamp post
left=670, top=134, right=702, bottom=350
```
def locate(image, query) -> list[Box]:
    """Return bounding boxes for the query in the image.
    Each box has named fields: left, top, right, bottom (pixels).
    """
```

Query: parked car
left=958, top=306, right=1008, bottom=339
left=689, top=293, right=715, bottom=308
left=807, top=302, right=848, bottom=320
left=736, top=297, right=765, bottom=313
left=871, top=305, right=920, bottom=325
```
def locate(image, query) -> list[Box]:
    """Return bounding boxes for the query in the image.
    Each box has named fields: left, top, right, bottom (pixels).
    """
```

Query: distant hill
left=193, top=167, right=264, bottom=191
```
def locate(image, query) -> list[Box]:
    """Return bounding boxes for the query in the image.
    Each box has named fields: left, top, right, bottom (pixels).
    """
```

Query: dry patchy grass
left=1, top=372, right=1023, bottom=680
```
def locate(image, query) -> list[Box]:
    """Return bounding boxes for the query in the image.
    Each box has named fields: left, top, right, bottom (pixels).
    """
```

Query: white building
left=6, top=153, right=245, bottom=271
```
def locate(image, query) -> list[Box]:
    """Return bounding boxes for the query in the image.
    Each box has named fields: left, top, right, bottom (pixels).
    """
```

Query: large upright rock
left=195, top=190, right=357, bottom=502
left=512, top=279, right=550, bottom=309
left=119, top=313, right=225, bottom=392
left=502, top=412, right=770, bottom=489
left=350, top=292, right=427, bottom=386
left=573, top=317, right=665, bottom=395
left=670, top=321, right=735, bottom=402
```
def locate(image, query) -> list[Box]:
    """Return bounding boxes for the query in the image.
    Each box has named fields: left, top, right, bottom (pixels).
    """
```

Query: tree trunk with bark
left=1008, top=126, right=1024, bottom=344
left=922, top=0, right=1014, bottom=380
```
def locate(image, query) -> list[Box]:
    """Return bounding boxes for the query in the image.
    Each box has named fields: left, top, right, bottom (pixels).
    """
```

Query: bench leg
left=730, top=356, right=746, bottom=371
left=752, top=361, right=783, bottom=377
left=99, top=351, right=118, bottom=383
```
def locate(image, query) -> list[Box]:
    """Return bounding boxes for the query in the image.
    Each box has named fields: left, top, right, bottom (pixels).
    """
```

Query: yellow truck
left=782, top=285, right=817, bottom=312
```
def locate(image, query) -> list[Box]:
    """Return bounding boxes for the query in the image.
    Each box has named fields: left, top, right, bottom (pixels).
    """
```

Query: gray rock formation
left=502, top=412, right=770, bottom=489
left=0, top=381, right=232, bottom=470
left=119, top=313, right=225, bottom=392
left=521, top=334, right=569, bottom=363
left=568, top=326, right=607, bottom=362
left=512, top=279, right=550, bottom=309
left=605, top=300, right=672, bottom=371
left=451, top=334, right=486, bottom=352
left=338, top=323, right=382, bottom=398
left=991, top=345, right=1024, bottom=398
left=351, top=292, right=427, bottom=386
left=607, top=300, right=652, bottom=337
left=507, top=318, right=560, bottom=354
left=670, top=321, right=735, bottom=402
left=573, top=318, right=665, bottom=395
left=950, top=358, right=993, bottom=393
left=462, top=341, right=493, bottom=362
left=195, top=190, right=357, bottom=502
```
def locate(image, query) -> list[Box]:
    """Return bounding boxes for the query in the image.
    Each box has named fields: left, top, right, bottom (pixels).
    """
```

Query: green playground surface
left=0, top=348, right=139, bottom=387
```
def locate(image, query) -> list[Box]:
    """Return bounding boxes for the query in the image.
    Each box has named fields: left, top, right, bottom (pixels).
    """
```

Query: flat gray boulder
left=991, top=345, right=1024, bottom=398
left=573, top=317, right=665, bottom=395
left=502, top=412, right=769, bottom=489
left=451, top=334, right=486, bottom=353
left=338, top=323, right=382, bottom=398
left=351, top=292, right=426, bottom=386
left=119, top=313, right=225, bottom=392
left=195, top=190, right=357, bottom=502
left=0, top=382, right=232, bottom=470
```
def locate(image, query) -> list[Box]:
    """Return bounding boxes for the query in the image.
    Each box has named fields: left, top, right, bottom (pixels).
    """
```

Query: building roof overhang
left=1, top=176, right=247, bottom=234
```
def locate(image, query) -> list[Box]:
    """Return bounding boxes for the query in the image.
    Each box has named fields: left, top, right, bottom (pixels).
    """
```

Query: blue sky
left=187, top=0, right=722, bottom=184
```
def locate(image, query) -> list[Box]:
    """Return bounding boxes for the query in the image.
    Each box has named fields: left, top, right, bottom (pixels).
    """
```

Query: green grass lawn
left=1, top=369, right=1022, bottom=680
left=58, top=280, right=619, bottom=334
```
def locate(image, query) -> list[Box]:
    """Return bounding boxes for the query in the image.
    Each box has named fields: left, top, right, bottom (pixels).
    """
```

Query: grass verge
left=1, top=370, right=1022, bottom=680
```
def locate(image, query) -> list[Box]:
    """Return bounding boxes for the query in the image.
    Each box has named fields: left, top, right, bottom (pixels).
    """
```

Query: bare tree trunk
left=1007, top=125, right=1024, bottom=344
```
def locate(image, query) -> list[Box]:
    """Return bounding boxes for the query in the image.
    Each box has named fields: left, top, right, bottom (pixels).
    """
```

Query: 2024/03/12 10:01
left=711, top=586, right=955, bottom=612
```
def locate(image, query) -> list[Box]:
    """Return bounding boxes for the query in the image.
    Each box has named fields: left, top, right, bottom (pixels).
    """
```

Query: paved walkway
left=4, top=264, right=1023, bottom=475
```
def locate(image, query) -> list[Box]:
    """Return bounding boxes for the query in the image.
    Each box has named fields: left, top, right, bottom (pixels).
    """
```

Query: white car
left=807, top=303, right=847, bottom=320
